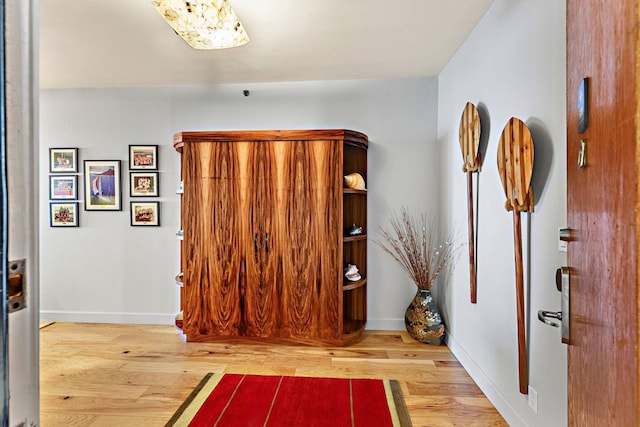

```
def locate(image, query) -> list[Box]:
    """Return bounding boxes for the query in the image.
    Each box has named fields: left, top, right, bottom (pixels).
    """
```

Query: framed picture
left=50, top=202, right=79, bottom=227
left=131, top=201, right=160, bottom=226
left=129, top=145, right=158, bottom=170
left=49, top=175, right=78, bottom=200
left=49, top=148, right=78, bottom=173
left=84, top=160, right=121, bottom=211
left=130, top=172, right=159, bottom=197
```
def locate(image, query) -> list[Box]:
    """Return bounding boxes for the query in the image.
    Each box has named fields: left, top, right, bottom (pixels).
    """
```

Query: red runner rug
left=166, top=373, right=412, bottom=427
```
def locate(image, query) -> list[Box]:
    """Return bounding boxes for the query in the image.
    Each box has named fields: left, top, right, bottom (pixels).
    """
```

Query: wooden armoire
left=173, top=129, right=368, bottom=346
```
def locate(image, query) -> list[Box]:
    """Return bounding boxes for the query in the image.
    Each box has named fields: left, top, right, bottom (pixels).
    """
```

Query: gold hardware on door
left=7, top=259, right=26, bottom=313
left=578, top=139, right=587, bottom=168
left=537, top=266, right=570, bottom=344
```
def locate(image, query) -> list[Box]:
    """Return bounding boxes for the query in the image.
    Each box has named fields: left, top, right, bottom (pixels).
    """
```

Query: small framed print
left=49, top=175, right=78, bottom=200
left=130, top=172, right=159, bottom=197
left=129, top=145, right=158, bottom=170
left=131, top=201, right=160, bottom=226
left=49, top=148, right=78, bottom=173
left=84, top=160, right=121, bottom=211
left=578, top=77, right=589, bottom=134
left=50, top=202, right=79, bottom=227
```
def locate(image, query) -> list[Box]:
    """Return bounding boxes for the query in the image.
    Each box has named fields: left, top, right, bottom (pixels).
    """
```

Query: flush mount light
left=152, top=0, right=250, bottom=49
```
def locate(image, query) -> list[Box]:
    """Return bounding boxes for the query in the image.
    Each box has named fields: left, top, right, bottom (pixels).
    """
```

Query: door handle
left=265, top=233, right=269, bottom=253
left=254, top=233, right=258, bottom=253
left=538, top=310, right=562, bottom=327
left=538, top=266, right=570, bottom=344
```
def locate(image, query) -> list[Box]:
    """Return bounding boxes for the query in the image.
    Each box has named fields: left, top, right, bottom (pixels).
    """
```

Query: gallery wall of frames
left=47, top=145, right=161, bottom=227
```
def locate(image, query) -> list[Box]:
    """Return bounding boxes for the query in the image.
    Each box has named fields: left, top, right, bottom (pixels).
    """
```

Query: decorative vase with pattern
left=404, top=289, right=445, bottom=345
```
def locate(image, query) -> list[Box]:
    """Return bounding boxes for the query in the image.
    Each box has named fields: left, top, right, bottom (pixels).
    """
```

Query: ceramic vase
left=404, top=289, right=445, bottom=345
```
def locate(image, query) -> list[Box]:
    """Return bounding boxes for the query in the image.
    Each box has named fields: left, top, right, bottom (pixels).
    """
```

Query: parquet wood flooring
left=40, top=323, right=506, bottom=426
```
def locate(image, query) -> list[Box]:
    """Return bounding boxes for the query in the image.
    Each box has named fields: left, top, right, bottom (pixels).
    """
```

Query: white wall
left=40, top=78, right=439, bottom=330
left=437, top=1, right=567, bottom=426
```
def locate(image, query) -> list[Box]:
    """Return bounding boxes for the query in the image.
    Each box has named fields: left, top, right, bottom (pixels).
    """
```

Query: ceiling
left=39, top=0, right=495, bottom=89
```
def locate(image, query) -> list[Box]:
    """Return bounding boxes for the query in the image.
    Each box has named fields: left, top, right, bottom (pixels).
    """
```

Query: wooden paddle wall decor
left=497, top=117, right=534, bottom=395
left=458, top=102, right=482, bottom=303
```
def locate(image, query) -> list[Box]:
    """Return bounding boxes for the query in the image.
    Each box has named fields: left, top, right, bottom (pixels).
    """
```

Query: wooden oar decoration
left=497, top=117, right=534, bottom=395
left=458, top=102, right=482, bottom=303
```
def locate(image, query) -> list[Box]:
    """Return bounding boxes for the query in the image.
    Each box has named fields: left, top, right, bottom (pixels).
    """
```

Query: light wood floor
left=40, top=323, right=506, bottom=426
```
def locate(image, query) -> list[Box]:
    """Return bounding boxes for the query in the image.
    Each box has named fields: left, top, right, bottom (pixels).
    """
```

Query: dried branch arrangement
left=375, top=207, right=457, bottom=290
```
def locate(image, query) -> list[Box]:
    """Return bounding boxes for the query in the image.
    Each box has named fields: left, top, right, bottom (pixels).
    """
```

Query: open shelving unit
left=341, top=139, right=368, bottom=341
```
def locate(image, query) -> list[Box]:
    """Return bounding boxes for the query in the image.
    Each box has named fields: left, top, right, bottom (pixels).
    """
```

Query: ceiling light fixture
left=151, top=0, right=250, bottom=50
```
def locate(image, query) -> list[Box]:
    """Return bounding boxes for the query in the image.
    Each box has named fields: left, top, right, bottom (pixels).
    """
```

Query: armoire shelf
left=174, top=129, right=368, bottom=346
left=343, top=234, right=367, bottom=242
left=343, top=278, right=367, bottom=291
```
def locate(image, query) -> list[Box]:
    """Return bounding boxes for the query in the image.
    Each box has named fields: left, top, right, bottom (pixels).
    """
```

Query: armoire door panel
left=183, top=143, right=243, bottom=339
left=279, top=190, right=319, bottom=337
left=242, top=141, right=281, bottom=337
left=278, top=141, right=341, bottom=340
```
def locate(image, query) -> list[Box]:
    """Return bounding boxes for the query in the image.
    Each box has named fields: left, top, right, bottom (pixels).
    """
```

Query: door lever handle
left=538, top=310, right=562, bottom=327
left=538, top=267, right=570, bottom=343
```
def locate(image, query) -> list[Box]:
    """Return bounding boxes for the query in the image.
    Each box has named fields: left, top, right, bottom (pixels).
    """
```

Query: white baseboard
left=365, top=318, right=405, bottom=330
left=39, top=310, right=174, bottom=325
left=445, top=332, right=526, bottom=427
left=41, top=312, right=403, bottom=330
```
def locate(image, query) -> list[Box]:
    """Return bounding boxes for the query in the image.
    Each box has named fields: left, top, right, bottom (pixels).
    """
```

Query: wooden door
left=278, top=140, right=342, bottom=342
left=183, top=142, right=243, bottom=340
left=566, top=1, right=638, bottom=425
left=242, top=141, right=281, bottom=337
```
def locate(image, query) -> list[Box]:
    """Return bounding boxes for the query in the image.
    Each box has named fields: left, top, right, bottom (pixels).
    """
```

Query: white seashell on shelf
left=344, top=173, right=366, bottom=190
left=344, top=264, right=362, bottom=281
